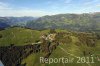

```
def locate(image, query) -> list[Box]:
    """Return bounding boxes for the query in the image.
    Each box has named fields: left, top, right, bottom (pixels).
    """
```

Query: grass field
left=0, top=27, right=100, bottom=66
left=0, top=27, right=50, bottom=46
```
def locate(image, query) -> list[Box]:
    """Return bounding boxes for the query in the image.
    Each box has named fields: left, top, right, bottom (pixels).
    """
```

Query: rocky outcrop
left=0, top=40, right=59, bottom=66
left=0, top=44, right=40, bottom=66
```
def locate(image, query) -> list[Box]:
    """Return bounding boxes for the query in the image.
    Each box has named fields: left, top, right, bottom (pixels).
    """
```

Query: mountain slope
left=26, top=12, right=100, bottom=31
left=0, top=17, right=37, bottom=28
left=0, top=27, right=99, bottom=66
left=0, top=22, right=10, bottom=29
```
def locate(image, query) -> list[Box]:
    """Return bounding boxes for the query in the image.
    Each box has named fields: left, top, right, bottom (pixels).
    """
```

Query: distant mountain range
left=26, top=12, right=100, bottom=31
left=0, top=17, right=37, bottom=29
left=0, top=12, right=100, bottom=31
left=0, top=22, right=10, bottom=29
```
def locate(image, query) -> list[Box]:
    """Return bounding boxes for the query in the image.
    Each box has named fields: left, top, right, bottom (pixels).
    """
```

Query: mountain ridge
left=26, top=12, right=100, bottom=31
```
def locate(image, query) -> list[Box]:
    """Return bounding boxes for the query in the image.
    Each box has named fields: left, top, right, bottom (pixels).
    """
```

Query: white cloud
left=96, top=4, right=100, bottom=7
left=0, top=2, right=7, bottom=7
left=0, top=2, right=56, bottom=17
left=84, top=0, right=99, bottom=6
left=59, top=0, right=72, bottom=4
left=0, top=9, right=57, bottom=17
left=80, top=0, right=100, bottom=12
left=64, top=0, right=72, bottom=4
left=46, top=1, right=53, bottom=5
left=0, top=2, right=11, bottom=9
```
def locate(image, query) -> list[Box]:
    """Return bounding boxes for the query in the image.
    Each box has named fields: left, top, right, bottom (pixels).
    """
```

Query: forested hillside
left=27, top=12, right=100, bottom=31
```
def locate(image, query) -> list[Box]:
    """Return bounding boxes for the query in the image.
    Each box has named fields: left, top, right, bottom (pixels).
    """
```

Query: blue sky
left=0, top=0, right=100, bottom=17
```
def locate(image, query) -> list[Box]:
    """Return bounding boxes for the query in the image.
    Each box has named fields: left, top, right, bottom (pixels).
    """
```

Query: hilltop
left=0, top=27, right=100, bottom=66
